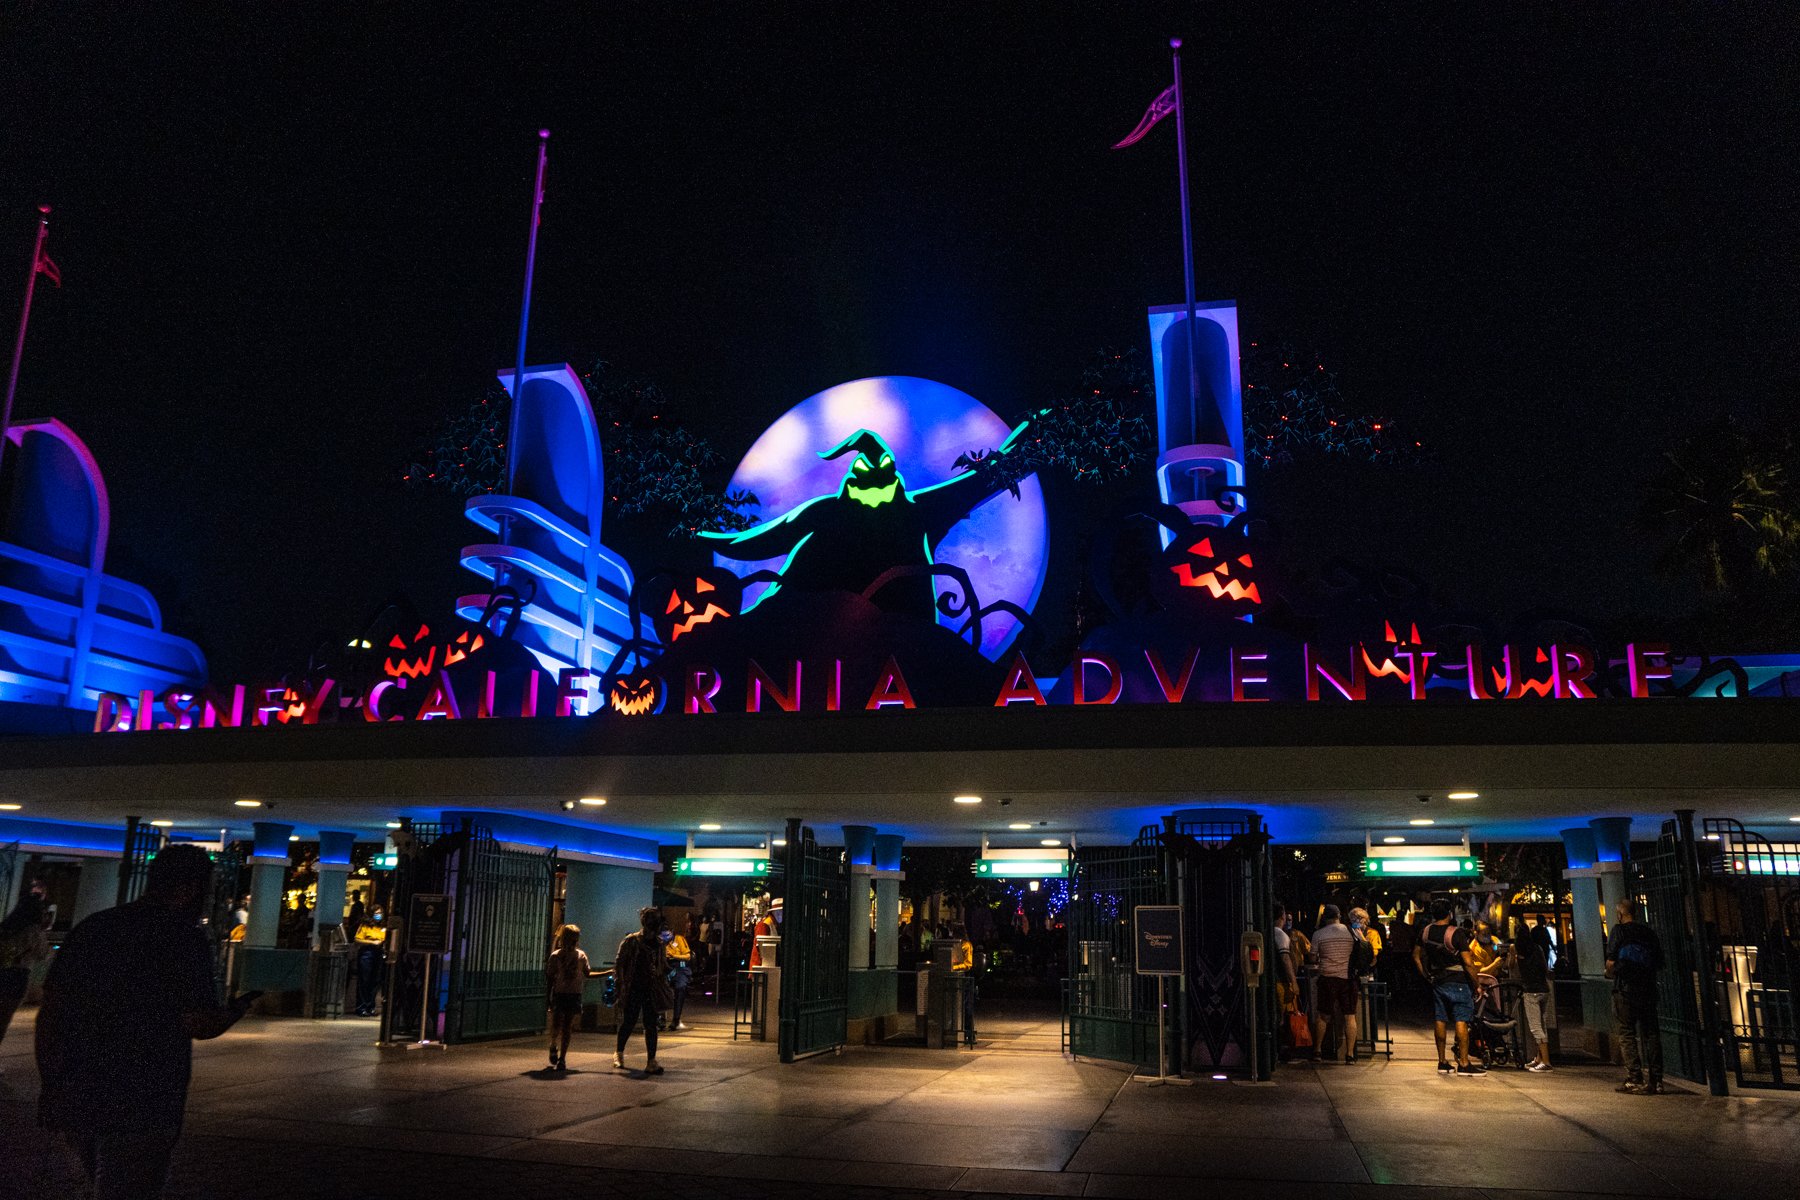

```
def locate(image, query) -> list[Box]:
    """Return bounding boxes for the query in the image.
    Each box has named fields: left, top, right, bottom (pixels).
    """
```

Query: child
left=545, top=924, right=592, bottom=1070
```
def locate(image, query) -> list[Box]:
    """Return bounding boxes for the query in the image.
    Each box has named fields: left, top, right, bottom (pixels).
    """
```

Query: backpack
left=1349, top=933, right=1376, bottom=975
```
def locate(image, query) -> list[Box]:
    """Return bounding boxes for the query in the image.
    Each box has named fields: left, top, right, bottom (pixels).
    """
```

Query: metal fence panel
left=448, top=827, right=555, bottom=1044
left=1064, top=843, right=1163, bottom=1071
left=778, top=821, right=848, bottom=1062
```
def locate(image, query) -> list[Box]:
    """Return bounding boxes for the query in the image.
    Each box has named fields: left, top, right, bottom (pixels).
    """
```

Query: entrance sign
left=674, top=856, right=772, bottom=877
left=1134, top=905, right=1184, bottom=976
left=407, top=893, right=452, bottom=954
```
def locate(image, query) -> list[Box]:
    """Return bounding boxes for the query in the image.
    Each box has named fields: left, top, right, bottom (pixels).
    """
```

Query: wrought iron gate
left=1698, top=818, right=1799, bottom=1090
left=206, top=843, right=245, bottom=1001
left=777, top=818, right=849, bottom=1062
left=1065, top=840, right=1165, bottom=1071
left=447, top=824, right=557, bottom=1044
left=1165, top=809, right=1272, bottom=1077
left=380, top=820, right=453, bottom=1043
left=1634, top=830, right=1712, bottom=1088
left=115, top=816, right=167, bottom=906
left=0, top=840, right=18, bottom=915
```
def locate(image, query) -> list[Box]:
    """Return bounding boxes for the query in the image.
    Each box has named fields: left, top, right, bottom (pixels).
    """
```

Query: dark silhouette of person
left=0, top=879, right=52, bottom=1051
left=36, top=844, right=255, bottom=1199
left=702, top=422, right=1035, bottom=619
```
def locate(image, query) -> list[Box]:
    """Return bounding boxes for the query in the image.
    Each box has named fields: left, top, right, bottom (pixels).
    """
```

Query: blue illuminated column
left=872, top=834, right=905, bottom=971
left=1588, top=817, right=1633, bottom=929
left=312, top=831, right=356, bottom=945
left=1146, top=301, right=1245, bottom=545
left=843, top=826, right=876, bottom=970
left=246, top=822, right=294, bottom=949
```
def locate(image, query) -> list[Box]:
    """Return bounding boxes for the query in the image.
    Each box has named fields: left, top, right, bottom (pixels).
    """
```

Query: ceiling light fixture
left=771, top=838, right=787, bottom=847
left=384, top=821, right=401, bottom=829
left=0, top=803, right=20, bottom=811
left=1409, top=818, right=1436, bottom=826
left=1446, top=792, right=1479, bottom=801
left=578, top=797, right=607, bottom=807
left=234, top=799, right=262, bottom=808
left=953, top=795, right=982, bottom=805
left=289, top=834, right=300, bottom=842
left=150, top=820, right=174, bottom=828
left=699, top=823, right=722, bottom=832
left=1008, top=822, right=1031, bottom=830
left=1040, top=838, right=1062, bottom=847
left=1383, top=836, right=1406, bottom=844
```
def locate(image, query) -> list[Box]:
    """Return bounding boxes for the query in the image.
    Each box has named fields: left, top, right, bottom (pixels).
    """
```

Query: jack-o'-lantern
left=648, top=568, right=743, bottom=646
left=380, top=622, right=487, bottom=680
left=1165, top=535, right=1260, bottom=605
left=607, top=672, right=666, bottom=716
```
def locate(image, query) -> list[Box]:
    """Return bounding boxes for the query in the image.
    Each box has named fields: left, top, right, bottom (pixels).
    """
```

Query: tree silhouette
left=1640, top=417, right=1800, bottom=595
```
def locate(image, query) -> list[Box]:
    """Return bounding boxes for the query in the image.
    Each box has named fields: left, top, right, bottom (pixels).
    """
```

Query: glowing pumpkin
left=649, top=568, right=742, bottom=646
left=608, top=672, right=665, bottom=716
left=381, top=622, right=486, bottom=680
left=1167, top=534, right=1261, bottom=605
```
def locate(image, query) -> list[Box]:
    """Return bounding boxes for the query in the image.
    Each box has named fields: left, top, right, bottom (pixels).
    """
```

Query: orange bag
left=1287, top=1009, right=1314, bottom=1049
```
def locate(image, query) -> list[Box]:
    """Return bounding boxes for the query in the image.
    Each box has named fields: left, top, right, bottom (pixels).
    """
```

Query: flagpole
left=1169, top=39, right=1202, bottom=455
left=505, top=130, right=551, bottom=497
left=2, top=204, right=52, bottom=477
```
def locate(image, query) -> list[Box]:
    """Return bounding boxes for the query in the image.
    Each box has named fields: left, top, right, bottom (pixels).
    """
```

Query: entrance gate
left=0, top=840, right=17, bottom=913
left=448, top=825, right=556, bottom=1043
left=1698, top=818, right=1799, bottom=1091
left=1634, top=828, right=1712, bottom=1088
left=115, top=816, right=167, bottom=905
left=777, top=818, right=849, bottom=1062
left=1064, top=810, right=1272, bottom=1077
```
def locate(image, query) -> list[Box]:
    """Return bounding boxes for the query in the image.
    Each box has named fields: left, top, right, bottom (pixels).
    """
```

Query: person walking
left=0, top=880, right=52, bottom=1054
left=950, top=923, right=977, bottom=1045
left=36, top=844, right=257, bottom=1199
left=661, top=921, right=693, bottom=1031
left=1311, top=905, right=1359, bottom=1063
left=351, top=907, right=386, bottom=1016
left=545, top=924, right=592, bottom=1070
left=1414, top=898, right=1486, bottom=1077
left=1606, top=898, right=1664, bottom=1094
left=1514, top=921, right=1554, bottom=1072
left=612, top=907, right=672, bottom=1074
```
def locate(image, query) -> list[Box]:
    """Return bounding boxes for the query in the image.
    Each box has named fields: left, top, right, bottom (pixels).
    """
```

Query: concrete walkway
left=2, top=1003, right=1796, bottom=1199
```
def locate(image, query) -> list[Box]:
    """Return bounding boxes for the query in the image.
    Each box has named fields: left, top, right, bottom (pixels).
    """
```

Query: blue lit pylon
left=1146, top=300, right=1246, bottom=547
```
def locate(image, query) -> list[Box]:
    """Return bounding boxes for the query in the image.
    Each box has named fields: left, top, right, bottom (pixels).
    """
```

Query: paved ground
left=2, top=1000, right=1797, bottom=1200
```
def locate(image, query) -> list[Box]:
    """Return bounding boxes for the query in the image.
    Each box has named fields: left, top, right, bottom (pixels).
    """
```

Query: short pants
left=1317, top=975, right=1357, bottom=1017
left=1433, top=978, right=1474, bottom=1024
left=551, top=992, right=585, bottom=1016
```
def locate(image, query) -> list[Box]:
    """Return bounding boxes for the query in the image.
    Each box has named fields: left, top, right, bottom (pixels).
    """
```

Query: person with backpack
left=612, top=907, right=673, bottom=1074
left=1605, top=898, right=1664, bottom=1094
left=1413, top=898, right=1486, bottom=1076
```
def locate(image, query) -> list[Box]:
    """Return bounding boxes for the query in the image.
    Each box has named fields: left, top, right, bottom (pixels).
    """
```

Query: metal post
left=1673, top=809, right=1729, bottom=1095
left=2, top=205, right=51, bottom=476
left=503, top=131, right=550, bottom=499
left=1168, top=40, right=1202, bottom=449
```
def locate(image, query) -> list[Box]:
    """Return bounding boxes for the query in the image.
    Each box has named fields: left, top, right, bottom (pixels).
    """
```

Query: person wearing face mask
left=36, top=845, right=258, bottom=1199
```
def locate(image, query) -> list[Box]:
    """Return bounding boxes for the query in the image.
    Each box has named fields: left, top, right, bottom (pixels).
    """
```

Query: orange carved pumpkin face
left=608, top=673, right=665, bottom=716
left=1167, top=534, right=1261, bottom=605
left=651, top=568, right=742, bottom=646
left=382, top=622, right=486, bottom=679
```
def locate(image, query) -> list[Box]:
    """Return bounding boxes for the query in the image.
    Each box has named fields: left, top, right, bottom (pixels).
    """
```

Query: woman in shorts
left=545, top=924, right=592, bottom=1070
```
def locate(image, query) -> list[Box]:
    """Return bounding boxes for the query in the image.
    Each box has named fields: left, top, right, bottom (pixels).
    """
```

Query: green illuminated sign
left=1361, top=857, right=1480, bottom=878
left=374, top=853, right=397, bottom=869
left=674, top=857, right=772, bottom=877
left=975, top=859, right=1070, bottom=879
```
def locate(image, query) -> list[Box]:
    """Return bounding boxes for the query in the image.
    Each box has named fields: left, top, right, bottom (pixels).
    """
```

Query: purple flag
left=1112, top=82, right=1177, bottom=149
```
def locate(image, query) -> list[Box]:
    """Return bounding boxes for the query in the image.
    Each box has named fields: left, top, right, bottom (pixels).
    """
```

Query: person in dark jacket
left=1606, top=898, right=1664, bottom=1094
left=612, top=907, right=672, bottom=1074
left=36, top=845, right=255, bottom=1199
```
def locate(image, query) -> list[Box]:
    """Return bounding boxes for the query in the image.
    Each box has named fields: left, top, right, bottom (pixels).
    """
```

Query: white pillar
left=70, top=856, right=121, bottom=925
left=874, top=878, right=900, bottom=969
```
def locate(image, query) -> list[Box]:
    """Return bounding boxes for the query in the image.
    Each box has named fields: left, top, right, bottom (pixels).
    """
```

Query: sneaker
left=674, top=1022, right=691, bottom=1031
left=1640, top=1081, right=1665, bottom=1095
left=611, top=1052, right=624, bottom=1070
left=646, top=1059, right=664, bottom=1075
left=1344, top=1054, right=1358, bottom=1065
left=1437, top=1060, right=1454, bottom=1075
left=1525, top=1061, right=1550, bottom=1073
left=1456, top=1064, right=1487, bottom=1077
left=1616, top=1077, right=1644, bottom=1093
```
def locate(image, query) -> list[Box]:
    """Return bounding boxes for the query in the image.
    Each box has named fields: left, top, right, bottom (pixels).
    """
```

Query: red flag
left=35, top=251, right=60, bottom=287
left=1112, top=83, right=1177, bottom=149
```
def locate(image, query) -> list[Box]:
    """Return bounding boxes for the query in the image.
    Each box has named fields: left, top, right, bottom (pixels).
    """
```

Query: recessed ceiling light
left=234, top=799, right=262, bottom=808
left=1446, top=792, right=1479, bottom=801
left=149, top=820, right=174, bottom=828
left=384, top=821, right=401, bottom=829
left=1040, top=838, right=1062, bottom=847
left=771, top=838, right=787, bottom=846
left=579, top=797, right=607, bottom=807
left=289, top=834, right=300, bottom=842
left=1383, top=836, right=1406, bottom=844
left=698, top=823, right=722, bottom=831
left=953, top=795, right=982, bottom=805
left=1409, top=818, right=1435, bottom=826
left=0, top=803, right=20, bottom=811
left=1789, top=816, right=1800, bottom=823
left=1008, top=822, right=1031, bottom=830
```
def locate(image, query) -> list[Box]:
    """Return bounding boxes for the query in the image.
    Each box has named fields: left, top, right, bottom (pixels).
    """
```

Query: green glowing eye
left=853, top=458, right=870, bottom=474
left=879, top=454, right=892, bottom=468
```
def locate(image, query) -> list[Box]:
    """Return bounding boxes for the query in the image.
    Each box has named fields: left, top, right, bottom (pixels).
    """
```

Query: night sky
left=4, top=5, right=1795, bottom=681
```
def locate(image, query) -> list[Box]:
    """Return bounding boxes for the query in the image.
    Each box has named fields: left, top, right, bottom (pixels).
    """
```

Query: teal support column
left=246, top=821, right=294, bottom=948
left=844, top=826, right=875, bottom=970
left=1590, top=817, right=1633, bottom=925
left=873, top=833, right=904, bottom=970
left=1561, top=826, right=1614, bottom=1036
left=71, top=856, right=120, bottom=924
left=312, top=831, right=356, bottom=946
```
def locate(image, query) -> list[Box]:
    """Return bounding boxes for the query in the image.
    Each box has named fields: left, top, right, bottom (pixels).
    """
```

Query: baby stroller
left=1469, top=973, right=1524, bottom=1067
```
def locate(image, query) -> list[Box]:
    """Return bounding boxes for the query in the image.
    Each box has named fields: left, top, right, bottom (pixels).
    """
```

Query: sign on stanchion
left=406, top=893, right=451, bottom=1050
left=1133, top=905, right=1191, bottom=1086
